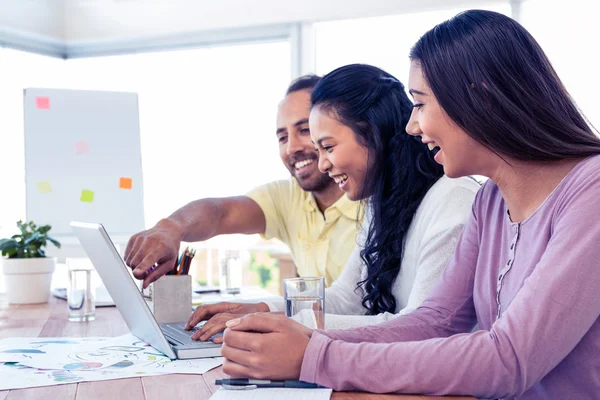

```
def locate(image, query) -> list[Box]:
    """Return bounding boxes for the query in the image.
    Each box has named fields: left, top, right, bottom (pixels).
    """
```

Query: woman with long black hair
left=185, top=64, right=478, bottom=336
left=220, top=10, right=600, bottom=399
left=304, top=63, right=479, bottom=328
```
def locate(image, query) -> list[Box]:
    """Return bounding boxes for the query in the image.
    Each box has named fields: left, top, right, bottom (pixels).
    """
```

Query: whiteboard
left=23, top=88, right=145, bottom=236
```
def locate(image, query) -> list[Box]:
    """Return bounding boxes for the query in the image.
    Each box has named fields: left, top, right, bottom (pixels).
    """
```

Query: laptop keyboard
left=160, top=322, right=222, bottom=347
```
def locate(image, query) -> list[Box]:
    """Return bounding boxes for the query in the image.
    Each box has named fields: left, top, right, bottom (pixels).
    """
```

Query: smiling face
left=309, top=106, right=371, bottom=200
left=276, top=89, right=334, bottom=192
left=406, top=61, right=491, bottom=178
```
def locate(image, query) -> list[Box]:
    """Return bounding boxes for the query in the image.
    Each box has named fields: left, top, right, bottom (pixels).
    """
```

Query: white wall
left=64, top=0, right=507, bottom=41
left=0, top=0, right=64, bottom=39
left=521, top=0, right=600, bottom=127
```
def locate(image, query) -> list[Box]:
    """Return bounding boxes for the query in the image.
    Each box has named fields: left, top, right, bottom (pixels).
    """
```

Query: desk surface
left=0, top=295, right=474, bottom=400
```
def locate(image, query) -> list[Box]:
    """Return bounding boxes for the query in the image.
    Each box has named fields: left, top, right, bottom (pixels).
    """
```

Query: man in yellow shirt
left=124, top=75, right=361, bottom=290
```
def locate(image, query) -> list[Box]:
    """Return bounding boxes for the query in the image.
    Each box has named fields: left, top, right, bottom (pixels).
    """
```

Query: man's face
left=276, top=89, right=332, bottom=192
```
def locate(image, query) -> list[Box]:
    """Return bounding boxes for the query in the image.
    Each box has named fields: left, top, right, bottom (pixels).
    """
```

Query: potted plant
left=0, top=220, right=61, bottom=304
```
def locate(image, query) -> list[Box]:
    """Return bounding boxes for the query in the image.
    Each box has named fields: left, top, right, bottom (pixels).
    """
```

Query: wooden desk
left=0, top=295, right=473, bottom=400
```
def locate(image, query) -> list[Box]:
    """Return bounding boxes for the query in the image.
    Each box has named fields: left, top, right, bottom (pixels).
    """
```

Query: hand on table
left=221, top=313, right=313, bottom=380
left=185, top=302, right=270, bottom=343
left=124, top=219, right=183, bottom=289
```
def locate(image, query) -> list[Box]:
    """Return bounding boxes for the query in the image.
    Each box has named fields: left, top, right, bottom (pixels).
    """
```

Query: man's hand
left=124, top=219, right=183, bottom=289
left=221, top=313, right=312, bottom=380
left=185, top=302, right=270, bottom=343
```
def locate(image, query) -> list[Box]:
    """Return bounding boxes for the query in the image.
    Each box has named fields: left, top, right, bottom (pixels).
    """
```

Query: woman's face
left=406, top=61, right=490, bottom=178
left=309, top=106, right=371, bottom=200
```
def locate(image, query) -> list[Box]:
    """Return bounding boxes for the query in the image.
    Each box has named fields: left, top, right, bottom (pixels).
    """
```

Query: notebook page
left=210, top=387, right=332, bottom=400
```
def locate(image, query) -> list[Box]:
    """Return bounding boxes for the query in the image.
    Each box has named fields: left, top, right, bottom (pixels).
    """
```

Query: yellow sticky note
left=80, top=190, right=94, bottom=203
left=37, top=181, right=52, bottom=194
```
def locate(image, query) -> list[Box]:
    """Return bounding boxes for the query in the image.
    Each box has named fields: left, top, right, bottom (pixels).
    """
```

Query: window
left=314, top=3, right=511, bottom=81
left=0, top=48, right=66, bottom=239
left=63, top=41, right=292, bottom=228
left=521, top=0, right=600, bottom=127
left=1, top=42, right=292, bottom=294
left=314, top=4, right=510, bottom=185
left=0, top=41, right=292, bottom=240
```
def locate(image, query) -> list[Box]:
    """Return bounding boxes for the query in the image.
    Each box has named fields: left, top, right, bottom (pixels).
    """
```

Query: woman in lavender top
left=219, top=10, right=600, bottom=399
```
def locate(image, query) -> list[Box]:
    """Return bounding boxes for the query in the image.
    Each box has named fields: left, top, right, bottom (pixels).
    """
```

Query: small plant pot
left=1, top=258, right=56, bottom=304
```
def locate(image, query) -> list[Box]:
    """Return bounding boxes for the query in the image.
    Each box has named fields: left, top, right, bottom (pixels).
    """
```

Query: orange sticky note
left=37, top=181, right=52, bottom=194
left=80, top=190, right=94, bottom=203
left=36, top=97, right=50, bottom=109
left=119, top=177, right=133, bottom=190
left=75, top=141, right=89, bottom=155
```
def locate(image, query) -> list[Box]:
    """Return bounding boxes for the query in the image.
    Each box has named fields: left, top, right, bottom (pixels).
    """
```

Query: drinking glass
left=67, top=258, right=96, bottom=322
left=219, top=250, right=243, bottom=295
left=283, top=277, right=325, bottom=329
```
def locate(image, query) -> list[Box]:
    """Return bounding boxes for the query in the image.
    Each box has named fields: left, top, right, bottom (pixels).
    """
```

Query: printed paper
left=0, top=334, right=224, bottom=390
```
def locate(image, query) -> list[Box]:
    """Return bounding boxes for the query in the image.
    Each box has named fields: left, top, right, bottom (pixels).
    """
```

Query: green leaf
left=38, top=225, right=51, bottom=235
left=3, top=249, right=18, bottom=257
left=24, top=232, right=42, bottom=246
left=17, top=221, right=28, bottom=235
left=0, top=239, right=18, bottom=252
left=2, top=220, right=55, bottom=259
left=47, top=236, right=61, bottom=249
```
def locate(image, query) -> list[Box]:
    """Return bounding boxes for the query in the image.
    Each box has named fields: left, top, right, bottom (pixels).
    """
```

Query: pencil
left=175, top=247, right=189, bottom=275
left=182, top=249, right=195, bottom=275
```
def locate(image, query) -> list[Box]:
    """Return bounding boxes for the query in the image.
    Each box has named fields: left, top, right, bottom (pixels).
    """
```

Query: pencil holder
left=146, top=275, right=192, bottom=324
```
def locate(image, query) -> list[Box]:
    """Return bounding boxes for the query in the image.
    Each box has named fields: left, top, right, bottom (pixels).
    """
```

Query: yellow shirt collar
left=304, top=192, right=361, bottom=222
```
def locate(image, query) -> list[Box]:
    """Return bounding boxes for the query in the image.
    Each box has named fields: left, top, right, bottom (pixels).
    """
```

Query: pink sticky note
left=75, top=141, right=89, bottom=155
left=36, top=97, right=50, bottom=109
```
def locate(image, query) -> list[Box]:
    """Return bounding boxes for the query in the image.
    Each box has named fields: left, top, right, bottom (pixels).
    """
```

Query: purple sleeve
left=300, top=178, right=600, bottom=398
left=315, top=195, right=481, bottom=344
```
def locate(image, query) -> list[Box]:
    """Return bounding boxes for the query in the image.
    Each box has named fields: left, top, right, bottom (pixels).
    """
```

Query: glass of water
left=67, top=258, right=96, bottom=322
left=283, top=277, right=325, bottom=329
left=219, top=249, right=243, bottom=295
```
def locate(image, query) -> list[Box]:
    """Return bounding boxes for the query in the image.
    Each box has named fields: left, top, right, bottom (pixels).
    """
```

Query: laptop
left=70, top=221, right=222, bottom=360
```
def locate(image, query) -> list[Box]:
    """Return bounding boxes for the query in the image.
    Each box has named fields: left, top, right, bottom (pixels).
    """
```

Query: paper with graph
left=0, top=333, right=223, bottom=390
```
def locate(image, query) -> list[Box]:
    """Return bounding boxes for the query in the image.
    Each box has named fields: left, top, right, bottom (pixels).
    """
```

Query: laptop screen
left=70, top=221, right=177, bottom=359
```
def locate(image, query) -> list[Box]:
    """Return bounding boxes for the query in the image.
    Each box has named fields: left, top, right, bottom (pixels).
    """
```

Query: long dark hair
left=410, top=10, right=600, bottom=160
left=311, top=64, right=444, bottom=315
